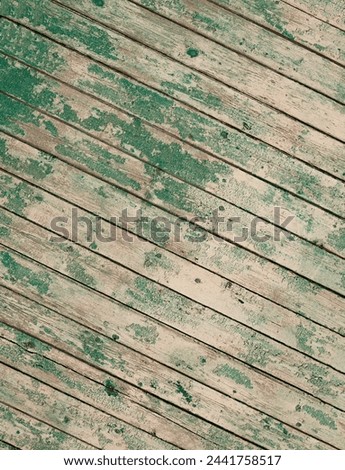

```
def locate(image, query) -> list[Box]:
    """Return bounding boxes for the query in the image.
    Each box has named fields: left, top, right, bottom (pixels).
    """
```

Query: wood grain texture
left=47, top=0, right=345, bottom=140
left=0, top=402, right=96, bottom=450
left=0, top=240, right=344, bottom=447
left=282, top=0, right=345, bottom=31
left=0, top=0, right=344, bottom=450
left=2, top=20, right=344, bottom=219
left=130, top=0, right=345, bottom=102
left=210, top=0, right=345, bottom=65
left=2, top=5, right=345, bottom=182
left=1, top=135, right=344, bottom=331
left=0, top=285, right=338, bottom=450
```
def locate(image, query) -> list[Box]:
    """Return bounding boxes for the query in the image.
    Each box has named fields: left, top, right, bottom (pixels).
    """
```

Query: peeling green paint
left=126, top=323, right=159, bottom=344
left=175, top=381, right=193, bottom=404
left=302, top=405, right=337, bottom=430
left=104, top=379, right=119, bottom=397
left=0, top=252, right=51, bottom=295
left=213, top=364, right=253, bottom=389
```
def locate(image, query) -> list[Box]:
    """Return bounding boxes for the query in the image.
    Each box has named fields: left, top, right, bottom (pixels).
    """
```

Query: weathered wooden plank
left=282, top=0, right=345, bottom=31
left=0, top=363, right=178, bottom=450
left=2, top=58, right=345, bottom=259
left=0, top=402, right=95, bottom=450
left=0, top=440, right=18, bottom=450
left=1, top=8, right=345, bottom=181
left=0, top=286, right=336, bottom=450
left=45, top=0, right=345, bottom=140
left=0, top=322, right=248, bottom=450
left=210, top=0, right=345, bottom=65
left=1, top=23, right=344, bottom=219
left=1, top=134, right=345, bottom=330
left=129, top=0, right=345, bottom=102
left=2, top=105, right=345, bottom=302
left=1, top=207, right=345, bottom=410
left=0, top=329, right=224, bottom=450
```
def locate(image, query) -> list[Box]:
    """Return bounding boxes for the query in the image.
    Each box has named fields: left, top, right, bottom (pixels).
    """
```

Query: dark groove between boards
left=49, top=0, right=345, bottom=145
left=128, top=0, right=345, bottom=105
left=0, top=440, right=21, bottom=450
left=3, top=19, right=345, bottom=189
left=1, top=230, right=345, bottom=420
left=0, top=333, right=234, bottom=450
left=0, top=316, right=264, bottom=450
left=207, top=0, right=345, bottom=68
left=0, top=292, right=338, bottom=450
left=1, top=163, right=344, bottom=343
left=0, top=337, right=183, bottom=450
left=0, top=394, right=100, bottom=450
left=281, top=0, right=345, bottom=34
left=2, top=130, right=345, bottom=302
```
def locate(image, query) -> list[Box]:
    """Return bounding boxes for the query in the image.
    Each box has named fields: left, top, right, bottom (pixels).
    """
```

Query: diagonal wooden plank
left=129, top=0, right=345, bottom=102
left=1, top=22, right=344, bottom=218
left=0, top=363, right=177, bottom=450
left=0, top=244, right=344, bottom=446
left=45, top=0, right=345, bottom=140
left=0, top=325, right=256, bottom=450
left=2, top=57, right=345, bottom=259
left=0, top=285, right=336, bottom=449
left=0, top=402, right=96, bottom=450
left=209, top=0, right=345, bottom=65
left=1, top=8, right=345, bottom=181
left=1, top=206, right=345, bottom=409
left=282, top=0, right=345, bottom=31
left=2, top=104, right=345, bottom=299
left=1, top=134, right=345, bottom=325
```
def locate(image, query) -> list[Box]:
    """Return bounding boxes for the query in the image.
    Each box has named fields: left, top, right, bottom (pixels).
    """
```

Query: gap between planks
left=0, top=286, right=341, bottom=449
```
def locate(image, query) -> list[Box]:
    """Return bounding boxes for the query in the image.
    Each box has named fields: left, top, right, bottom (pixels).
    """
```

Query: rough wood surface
left=2, top=6, right=345, bottom=181
left=0, top=0, right=344, bottom=451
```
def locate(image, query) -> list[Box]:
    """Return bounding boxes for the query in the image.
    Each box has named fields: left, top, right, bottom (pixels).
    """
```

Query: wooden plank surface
left=0, top=0, right=344, bottom=451
left=210, top=0, right=345, bottom=65
left=1, top=7, right=345, bottom=182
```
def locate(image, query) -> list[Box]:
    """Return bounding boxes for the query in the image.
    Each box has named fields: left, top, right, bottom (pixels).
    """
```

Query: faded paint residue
left=302, top=405, right=337, bottom=430
left=0, top=252, right=51, bottom=295
left=104, top=379, right=119, bottom=397
left=213, top=364, right=253, bottom=389
left=126, top=323, right=159, bottom=344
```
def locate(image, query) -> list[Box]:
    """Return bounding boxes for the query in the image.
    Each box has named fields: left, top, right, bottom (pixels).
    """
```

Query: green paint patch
left=297, top=363, right=344, bottom=398
left=213, top=364, right=253, bottom=389
left=1, top=20, right=66, bottom=74
left=327, top=228, right=345, bottom=253
left=67, top=260, right=97, bottom=288
left=302, top=405, right=337, bottom=430
left=144, top=250, right=175, bottom=271
left=0, top=176, right=43, bottom=216
left=126, top=323, right=159, bottom=344
left=161, top=78, right=222, bottom=110
left=15, top=330, right=51, bottom=354
left=0, top=252, right=51, bottom=295
left=192, top=12, right=221, bottom=31
left=247, top=0, right=294, bottom=40
left=112, top=334, right=120, bottom=341
left=43, top=120, right=59, bottom=137
left=186, top=48, right=199, bottom=58
left=238, top=329, right=282, bottom=368
left=0, top=226, right=11, bottom=238
left=92, top=0, right=105, bottom=6
left=80, top=331, right=107, bottom=364
left=296, top=324, right=314, bottom=355
left=0, top=138, right=54, bottom=181
left=2, top=1, right=118, bottom=61
left=175, top=381, right=193, bottom=404
left=104, top=379, right=119, bottom=397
